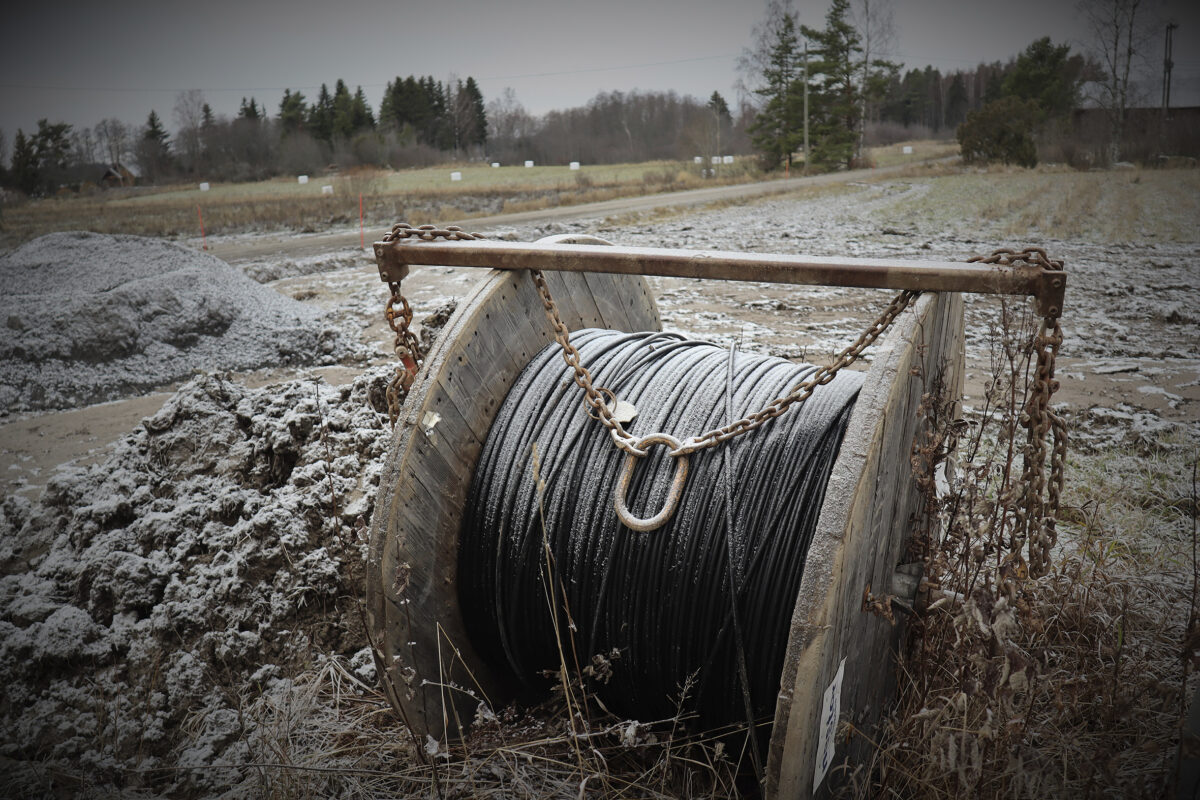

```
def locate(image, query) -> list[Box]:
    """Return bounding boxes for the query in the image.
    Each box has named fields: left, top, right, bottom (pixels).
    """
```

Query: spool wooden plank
left=367, top=241, right=660, bottom=741
left=766, top=291, right=965, bottom=799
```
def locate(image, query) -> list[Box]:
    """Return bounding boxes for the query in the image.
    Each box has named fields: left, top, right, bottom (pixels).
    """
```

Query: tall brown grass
left=840, top=301, right=1196, bottom=798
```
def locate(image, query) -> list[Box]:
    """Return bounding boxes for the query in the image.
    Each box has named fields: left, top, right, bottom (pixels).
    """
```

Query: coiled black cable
left=459, top=328, right=862, bottom=738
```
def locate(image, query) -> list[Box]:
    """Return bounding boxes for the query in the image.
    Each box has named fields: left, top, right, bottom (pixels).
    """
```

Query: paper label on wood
left=813, top=657, right=846, bottom=793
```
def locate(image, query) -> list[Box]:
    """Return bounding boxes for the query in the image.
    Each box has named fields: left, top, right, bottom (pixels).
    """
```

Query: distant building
left=100, top=164, right=137, bottom=188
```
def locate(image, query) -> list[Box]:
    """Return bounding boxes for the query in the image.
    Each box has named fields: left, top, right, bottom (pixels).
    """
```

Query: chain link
left=968, top=247, right=1067, bottom=577
left=380, top=223, right=483, bottom=425
left=532, top=269, right=919, bottom=458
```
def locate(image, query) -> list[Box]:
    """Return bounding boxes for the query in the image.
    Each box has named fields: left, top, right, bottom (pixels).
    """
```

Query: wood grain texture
left=766, top=291, right=965, bottom=799
left=366, top=261, right=661, bottom=741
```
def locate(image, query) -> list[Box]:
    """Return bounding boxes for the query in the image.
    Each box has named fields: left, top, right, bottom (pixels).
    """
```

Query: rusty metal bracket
left=374, top=241, right=410, bottom=285
left=373, top=238, right=1066, bottom=318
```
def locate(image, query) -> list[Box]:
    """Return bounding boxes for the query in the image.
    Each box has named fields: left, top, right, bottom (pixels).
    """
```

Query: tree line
left=742, top=0, right=1177, bottom=171
left=0, top=80, right=751, bottom=196
left=0, top=74, right=491, bottom=195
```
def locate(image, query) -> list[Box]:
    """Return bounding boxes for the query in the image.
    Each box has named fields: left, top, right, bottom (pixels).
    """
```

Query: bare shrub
left=277, top=132, right=325, bottom=176
left=847, top=300, right=1195, bottom=799
left=866, top=121, right=935, bottom=146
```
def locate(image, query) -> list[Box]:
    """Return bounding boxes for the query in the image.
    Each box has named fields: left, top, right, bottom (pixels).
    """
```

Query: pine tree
left=350, top=86, right=375, bottom=132
left=11, top=128, right=38, bottom=195
left=463, top=77, right=487, bottom=148
left=237, top=97, right=261, bottom=121
left=33, top=119, right=73, bottom=172
left=278, top=89, right=308, bottom=134
left=802, top=0, right=863, bottom=169
left=332, top=79, right=354, bottom=140
left=748, top=11, right=803, bottom=170
left=143, top=111, right=169, bottom=150
left=946, top=72, right=968, bottom=129
left=308, top=83, right=334, bottom=145
left=1002, top=37, right=1083, bottom=121
left=137, top=110, right=172, bottom=182
left=201, top=103, right=215, bottom=128
left=708, top=91, right=731, bottom=119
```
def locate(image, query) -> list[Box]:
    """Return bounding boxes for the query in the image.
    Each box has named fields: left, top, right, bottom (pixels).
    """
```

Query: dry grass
left=840, top=302, right=1198, bottom=799
left=870, top=165, right=1200, bottom=242
left=0, top=160, right=763, bottom=251
left=866, top=139, right=960, bottom=169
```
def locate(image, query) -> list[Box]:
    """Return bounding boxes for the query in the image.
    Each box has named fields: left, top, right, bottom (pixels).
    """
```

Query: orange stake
left=197, top=204, right=207, bottom=251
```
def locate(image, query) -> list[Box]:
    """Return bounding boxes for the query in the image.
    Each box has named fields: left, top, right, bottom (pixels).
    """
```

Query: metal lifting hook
left=613, top=433, right=690, bottom=532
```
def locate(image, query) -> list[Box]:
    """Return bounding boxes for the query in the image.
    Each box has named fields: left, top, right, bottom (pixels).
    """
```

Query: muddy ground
left=0, top=168, right=1196, bottom=796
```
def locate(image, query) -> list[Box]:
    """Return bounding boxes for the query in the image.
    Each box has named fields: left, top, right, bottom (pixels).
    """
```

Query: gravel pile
left=0, top=367, right=393, bottom=794
left=0, top=232, right=349, bottom=414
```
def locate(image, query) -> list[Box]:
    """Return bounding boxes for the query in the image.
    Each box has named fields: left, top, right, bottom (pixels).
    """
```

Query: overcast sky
left=2, top=0, right=1197, bottom=142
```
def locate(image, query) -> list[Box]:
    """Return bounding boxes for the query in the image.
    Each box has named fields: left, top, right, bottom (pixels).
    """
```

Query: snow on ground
left=0, top=232, right=359, bottom=415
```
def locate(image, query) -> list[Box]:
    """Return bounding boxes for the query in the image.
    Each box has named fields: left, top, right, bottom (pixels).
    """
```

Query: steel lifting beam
left=374, top=238, right=1065, bottom=318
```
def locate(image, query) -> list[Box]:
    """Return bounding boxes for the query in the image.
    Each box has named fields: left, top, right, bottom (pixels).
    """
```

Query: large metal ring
left=614, top=433, right=689, bottom=532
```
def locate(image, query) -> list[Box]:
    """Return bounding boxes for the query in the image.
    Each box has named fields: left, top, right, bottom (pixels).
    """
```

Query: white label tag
left=606, top=398, right=638, bottom=425
left=813, top=657, right=846, bottom=793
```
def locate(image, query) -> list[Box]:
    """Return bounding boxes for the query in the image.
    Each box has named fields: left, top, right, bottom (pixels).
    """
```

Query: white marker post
left=450, top=171, right=462, bottom=182
left=298, top=175, right=309, bottom=184
left=903, top=145, right=913, bottom=155
left=198, top=182, right=210, bottom=192
left=569, top=161, right=580, bottom=170
left=524, top=160, right=534, bottom=168
left=491, top=162, right=500, bottom=168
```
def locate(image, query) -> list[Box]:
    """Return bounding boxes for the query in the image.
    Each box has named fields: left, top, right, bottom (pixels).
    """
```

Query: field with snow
left=1, top=165, right=1197, bottom=797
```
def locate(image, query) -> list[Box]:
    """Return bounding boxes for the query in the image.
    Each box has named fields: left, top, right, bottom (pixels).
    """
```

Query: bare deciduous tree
left=850, top=0, right=897, bottom=159
left=486, top=88, right=536, bottom=163
left=95, top=118, right=129, bottom=166
left=173, top=89, right=206, bottom=173
left=1079, top=0, right=1151, bottom=162
left=70, top=126, right=97, bottom=166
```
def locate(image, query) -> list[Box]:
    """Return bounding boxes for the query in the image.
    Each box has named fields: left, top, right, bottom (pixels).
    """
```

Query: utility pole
left=803, top=39, right=810, bottom=175
left=1162, top=22, right=1177, bottom=120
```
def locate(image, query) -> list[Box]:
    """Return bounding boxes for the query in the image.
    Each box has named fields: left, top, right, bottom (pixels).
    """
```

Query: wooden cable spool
left=366, top=233, right=965, bottom=799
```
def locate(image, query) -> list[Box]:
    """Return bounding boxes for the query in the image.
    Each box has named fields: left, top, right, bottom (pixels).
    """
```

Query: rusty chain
left=533, top=269, right=919, bottom=458
left=380, top=223, right=483, bottom=425
left=967, top=247, right=1066, bottom=577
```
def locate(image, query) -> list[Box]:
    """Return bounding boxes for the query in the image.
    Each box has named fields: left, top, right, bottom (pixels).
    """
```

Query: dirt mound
left=0, top=367, right=392, bottom=794
left=0, top=232, right=348, bottom=414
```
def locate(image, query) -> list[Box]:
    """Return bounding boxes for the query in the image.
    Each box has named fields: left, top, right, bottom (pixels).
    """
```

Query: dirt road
left=205, top=160, right=946, bottom=264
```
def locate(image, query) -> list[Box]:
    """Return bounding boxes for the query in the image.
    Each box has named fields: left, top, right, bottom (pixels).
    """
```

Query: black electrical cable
left=459, top=328, right=862, bottom=742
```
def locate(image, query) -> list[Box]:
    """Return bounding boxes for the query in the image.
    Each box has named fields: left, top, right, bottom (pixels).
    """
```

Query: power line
left=0, top=54, right=742, bottom=97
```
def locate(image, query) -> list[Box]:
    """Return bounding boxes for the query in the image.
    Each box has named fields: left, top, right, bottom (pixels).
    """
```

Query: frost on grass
left=0, top=231, right=353, bottom=414
left=0, top=365, right=393, bottom=794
